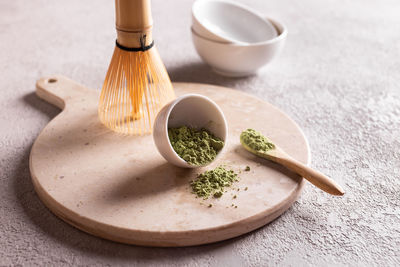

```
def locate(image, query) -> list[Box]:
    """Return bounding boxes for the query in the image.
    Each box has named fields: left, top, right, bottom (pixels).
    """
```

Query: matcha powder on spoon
left=240, top=128, right=275, bottom=152
left=168, top=126, right=224, bottom=166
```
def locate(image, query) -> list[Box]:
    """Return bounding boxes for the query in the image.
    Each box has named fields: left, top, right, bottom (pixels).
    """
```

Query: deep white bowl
left=153, top=94, right=228, bottom=168
left=191, top=17, right=287, bottom=77
left=192, top=0, right=277, bottom=44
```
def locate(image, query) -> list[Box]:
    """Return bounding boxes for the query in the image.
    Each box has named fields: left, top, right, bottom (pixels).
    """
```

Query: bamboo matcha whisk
left=99, top=0, right=175, bottom=135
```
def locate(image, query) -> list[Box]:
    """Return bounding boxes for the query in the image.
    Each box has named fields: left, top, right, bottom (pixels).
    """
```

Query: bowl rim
left=191, top=16, right=287, bottom=47
left=192, top=0, right=280, bottom=44
left=162, top=93, right=228, bottom=168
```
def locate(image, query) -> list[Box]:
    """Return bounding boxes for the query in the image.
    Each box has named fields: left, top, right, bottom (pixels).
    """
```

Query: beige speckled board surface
left=30, top=75, right=309, bottom=247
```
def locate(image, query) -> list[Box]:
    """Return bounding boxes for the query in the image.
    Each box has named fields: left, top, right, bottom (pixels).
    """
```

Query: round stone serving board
left=30, top=75, right=310, bottom=247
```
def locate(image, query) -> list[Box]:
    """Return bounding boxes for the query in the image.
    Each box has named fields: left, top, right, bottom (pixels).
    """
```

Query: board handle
left=36, top=75, right=91, bottom=109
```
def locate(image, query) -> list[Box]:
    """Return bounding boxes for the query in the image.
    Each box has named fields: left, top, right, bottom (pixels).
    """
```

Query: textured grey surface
left=1, top=0, right=399, bottom=266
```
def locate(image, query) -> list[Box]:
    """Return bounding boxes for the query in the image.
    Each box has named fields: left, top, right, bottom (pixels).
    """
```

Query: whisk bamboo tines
left=99, top=0, right=175, bottom=135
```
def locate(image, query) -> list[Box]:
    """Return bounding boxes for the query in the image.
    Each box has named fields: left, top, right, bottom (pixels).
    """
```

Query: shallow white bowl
left=191, top=17, right=287, bottom=77
left=192, top=0, right=277, bottom=44
left=153, top=94, right=228, bottom=168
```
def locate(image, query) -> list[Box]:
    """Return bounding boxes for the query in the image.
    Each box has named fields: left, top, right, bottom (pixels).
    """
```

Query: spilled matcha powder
left=168, top=126, right=224, bottom=166
left=240, top=128, right=275, bottom=152
left=190, top=166, right=239, bottom=199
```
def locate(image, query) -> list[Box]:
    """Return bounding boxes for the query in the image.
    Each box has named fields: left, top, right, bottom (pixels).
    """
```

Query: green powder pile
left=168, top=126, right=224, bottom=166
left=190, top=166, right=239, bottom=199
left=240, top=128, right=275, bottom=152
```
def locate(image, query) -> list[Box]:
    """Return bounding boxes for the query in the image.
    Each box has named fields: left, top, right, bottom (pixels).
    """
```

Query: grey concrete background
left=1, top=0, right=399, bottom=266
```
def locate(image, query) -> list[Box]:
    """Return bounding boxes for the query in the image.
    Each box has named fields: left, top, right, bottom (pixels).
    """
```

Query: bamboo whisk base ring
left=115, top=39, right=154, bottom=52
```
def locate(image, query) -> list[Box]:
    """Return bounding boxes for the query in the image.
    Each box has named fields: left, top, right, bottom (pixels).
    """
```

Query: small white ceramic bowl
left=192, top=0, right=277, bottom=44
left=153, top=94, right=228, bottom=168
left=191, top=17, right=287, bottom=77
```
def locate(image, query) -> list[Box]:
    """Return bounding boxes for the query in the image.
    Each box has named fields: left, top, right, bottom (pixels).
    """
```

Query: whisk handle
left=115, top=0, right=152, bottom=32
left=115, top=0, right=153, bottom=48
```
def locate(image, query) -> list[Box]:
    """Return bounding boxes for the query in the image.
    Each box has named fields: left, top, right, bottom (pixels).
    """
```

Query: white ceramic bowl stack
left=191, top=0, right=288, bottom=77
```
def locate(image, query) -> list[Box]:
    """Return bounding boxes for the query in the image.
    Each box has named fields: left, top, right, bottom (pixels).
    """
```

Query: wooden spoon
left=240, top=129, right=344, bottom=196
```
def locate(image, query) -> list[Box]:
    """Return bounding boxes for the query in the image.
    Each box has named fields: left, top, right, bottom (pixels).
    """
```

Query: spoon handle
left=271, top=151, right=345, bottom=196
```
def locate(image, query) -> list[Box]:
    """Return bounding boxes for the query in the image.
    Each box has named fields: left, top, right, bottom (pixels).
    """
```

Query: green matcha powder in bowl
left=168, top=126, right=224, bottom=166
left=153, top=94, right=228, bottom=168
